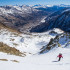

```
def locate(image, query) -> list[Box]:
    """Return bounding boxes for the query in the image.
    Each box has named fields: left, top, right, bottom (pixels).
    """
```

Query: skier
left=57, top=53, right=63, bottom=61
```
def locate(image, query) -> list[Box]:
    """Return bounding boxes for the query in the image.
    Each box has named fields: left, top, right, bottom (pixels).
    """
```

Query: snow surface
left=53, top=28, right=64, bottom=34
left=0, top=47, right=70, bottom=70
left=41, top=17, right=46, bottom=23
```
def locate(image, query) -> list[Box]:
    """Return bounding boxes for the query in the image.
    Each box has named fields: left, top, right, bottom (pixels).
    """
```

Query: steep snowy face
left=30, top=8, right=70, bottom=32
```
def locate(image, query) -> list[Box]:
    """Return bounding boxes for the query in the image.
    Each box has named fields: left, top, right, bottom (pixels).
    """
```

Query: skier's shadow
left=52, top=61, right=59, bottom=62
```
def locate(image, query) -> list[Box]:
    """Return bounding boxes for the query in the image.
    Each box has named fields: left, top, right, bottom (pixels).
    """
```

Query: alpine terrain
left=0, top=4, right=70, bottom=70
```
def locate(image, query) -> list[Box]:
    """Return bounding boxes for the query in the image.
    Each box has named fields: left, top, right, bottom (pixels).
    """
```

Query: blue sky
left=0, top=0, right=70, bottom=6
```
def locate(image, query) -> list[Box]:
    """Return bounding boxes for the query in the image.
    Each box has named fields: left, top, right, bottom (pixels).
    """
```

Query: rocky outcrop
left=0, top=42, right=25, bottom=56
left=40, top=32, right=70, bottom=53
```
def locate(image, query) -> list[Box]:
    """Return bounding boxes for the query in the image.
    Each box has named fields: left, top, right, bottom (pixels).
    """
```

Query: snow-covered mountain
left=32, top=4, right=52, bottom=8
left=0, top=5, right=37, bottom=15
left=32, top=4, right=70, bottom=8
left=58, top=4, right=70, bottom=7
left=0, top=5, right=70, bottom=33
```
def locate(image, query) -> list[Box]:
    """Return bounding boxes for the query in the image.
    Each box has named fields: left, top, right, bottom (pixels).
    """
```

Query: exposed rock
left=40, top=32, right=70, bottom=53
left=0, top=42, right=26, bottom=56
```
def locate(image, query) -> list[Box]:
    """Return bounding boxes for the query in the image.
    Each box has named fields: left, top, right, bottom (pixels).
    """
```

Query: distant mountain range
left=0, top=4, right=70, bottom=33
left=32, top=4, right=70, bottom=8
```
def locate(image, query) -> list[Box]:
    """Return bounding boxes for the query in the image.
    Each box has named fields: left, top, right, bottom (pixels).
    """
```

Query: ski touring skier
left=57, top=53, right=63, bottom=61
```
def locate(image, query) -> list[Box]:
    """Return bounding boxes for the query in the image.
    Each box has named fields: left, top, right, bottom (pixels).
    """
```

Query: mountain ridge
left=30, top=8, right=70, bottom=32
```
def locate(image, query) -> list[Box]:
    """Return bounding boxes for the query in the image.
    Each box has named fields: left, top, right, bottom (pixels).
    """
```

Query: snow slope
left=0, top=47, right=70, bottom=70
left=0, top=27, right=70, bottom=70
